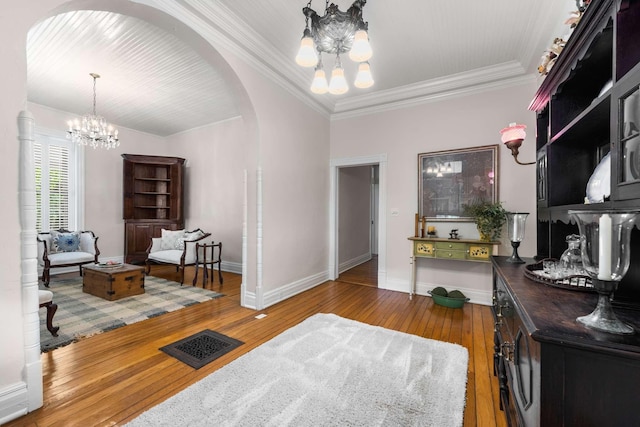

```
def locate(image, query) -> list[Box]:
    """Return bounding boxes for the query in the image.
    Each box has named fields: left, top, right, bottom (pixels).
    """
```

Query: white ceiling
left=26, top=0, right=577, bottom=137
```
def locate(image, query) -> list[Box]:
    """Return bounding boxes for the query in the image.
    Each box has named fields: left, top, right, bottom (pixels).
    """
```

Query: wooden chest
left=82, top=264, right=145, bottom=301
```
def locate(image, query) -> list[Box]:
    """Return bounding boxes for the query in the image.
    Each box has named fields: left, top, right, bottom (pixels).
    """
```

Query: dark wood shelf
left=135, top=192, right=171, bottom=196
left=122, top=154, right=185, bottom=264
left=516, top=1, right=640, bottom=425
left=134, top=177, right=171, bottom=182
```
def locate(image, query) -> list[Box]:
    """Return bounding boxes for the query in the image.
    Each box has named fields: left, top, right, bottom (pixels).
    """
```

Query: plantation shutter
left=35, top=140, right=71, bottom=232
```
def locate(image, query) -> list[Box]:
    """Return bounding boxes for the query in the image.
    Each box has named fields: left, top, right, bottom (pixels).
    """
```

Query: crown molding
left=136, top=1, right=542, bottom=122
left=331, top=63, right=536, bottom=121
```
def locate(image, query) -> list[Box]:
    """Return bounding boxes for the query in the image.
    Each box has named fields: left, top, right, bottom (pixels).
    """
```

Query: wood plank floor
left=7, top=262, right=507, bottom=427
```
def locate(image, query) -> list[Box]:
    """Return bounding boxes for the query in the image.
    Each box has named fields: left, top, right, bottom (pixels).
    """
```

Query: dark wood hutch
left=122, top=154, right=185, bottom=264
left=492, top=0, right=640, bottom=425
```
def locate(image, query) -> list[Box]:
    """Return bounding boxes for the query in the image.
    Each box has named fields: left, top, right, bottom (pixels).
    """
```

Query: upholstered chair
left=145, top=228, right=211, bottom=284
left=37, top=229, right=100, bottom=287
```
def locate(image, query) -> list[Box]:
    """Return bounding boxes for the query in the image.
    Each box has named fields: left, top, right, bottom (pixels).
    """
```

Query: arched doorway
left=18, top=0, right=260, bottom=412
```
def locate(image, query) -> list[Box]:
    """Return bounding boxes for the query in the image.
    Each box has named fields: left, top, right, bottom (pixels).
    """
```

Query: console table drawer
left=468, top=244, right=493, bottom=261
left=436, top=250, right=467, bottom=260
left=414, top=241, right=436, bottom=256
left=435, top=241, right=467, bottom=251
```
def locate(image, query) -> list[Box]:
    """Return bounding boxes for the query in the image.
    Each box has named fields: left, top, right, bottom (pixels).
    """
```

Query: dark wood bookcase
left=122, top=154, right=185, bottom=264
left=530, top=0, right=640, bottom=309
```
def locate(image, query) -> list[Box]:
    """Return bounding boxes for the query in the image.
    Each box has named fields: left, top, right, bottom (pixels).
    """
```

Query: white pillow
left=177, top=229, right=206, bottom=250
left=160, top=229, right=186, bottom=250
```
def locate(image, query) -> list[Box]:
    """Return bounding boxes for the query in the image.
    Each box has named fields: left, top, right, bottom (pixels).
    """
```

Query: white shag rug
left=125, top=313, right=469, bottom=427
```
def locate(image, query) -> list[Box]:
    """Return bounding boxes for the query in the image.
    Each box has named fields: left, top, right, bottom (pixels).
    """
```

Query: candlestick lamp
left=569, top=209, right=640, bottom=335
left=505, top=212, right=529, bottom=263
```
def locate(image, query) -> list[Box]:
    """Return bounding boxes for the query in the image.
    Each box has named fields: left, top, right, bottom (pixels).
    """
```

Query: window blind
left=35, top=139, right=71, bottom=232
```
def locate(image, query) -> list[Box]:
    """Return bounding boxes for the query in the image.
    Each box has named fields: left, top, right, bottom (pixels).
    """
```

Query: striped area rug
left=39, top=275, right=223, bottom=352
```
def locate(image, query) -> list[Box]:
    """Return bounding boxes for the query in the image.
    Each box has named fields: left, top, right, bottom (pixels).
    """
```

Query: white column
left=18, top=110, right=43, bottom=410
left=255, top=167, right=263, bottom=310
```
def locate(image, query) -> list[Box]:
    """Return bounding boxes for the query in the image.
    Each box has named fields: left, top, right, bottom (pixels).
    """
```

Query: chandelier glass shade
left=66, top=73, right=119, bottom=150
left=296, top=0, right=373, bottom=95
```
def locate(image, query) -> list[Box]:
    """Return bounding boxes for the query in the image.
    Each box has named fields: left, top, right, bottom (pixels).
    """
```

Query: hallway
left=338, top=255, right=378, bottom=288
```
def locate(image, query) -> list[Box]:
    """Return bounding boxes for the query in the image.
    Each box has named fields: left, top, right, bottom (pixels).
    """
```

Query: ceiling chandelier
left=295, top=0, right=373, bottom=95
left=66, top=73, right=119, bottom=150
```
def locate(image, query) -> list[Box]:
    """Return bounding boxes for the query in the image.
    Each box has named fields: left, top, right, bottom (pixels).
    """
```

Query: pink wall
left=166, top=117, right=249, bottom=267
left=330, top=81, right=539, bottom=302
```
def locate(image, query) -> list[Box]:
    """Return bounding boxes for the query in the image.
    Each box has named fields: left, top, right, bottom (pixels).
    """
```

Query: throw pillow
left=52, top=231, right=80, bottom=252
left=177, top=229, right=206, bottom=250
left=160, top=229, right=186, bottom=250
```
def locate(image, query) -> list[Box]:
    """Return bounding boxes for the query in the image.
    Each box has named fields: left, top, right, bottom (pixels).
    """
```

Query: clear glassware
left=559, top=234, right=583, bottom=275
left=505, top=212, right=529, bottom=263
left=569, top=210, right=640, bottom=335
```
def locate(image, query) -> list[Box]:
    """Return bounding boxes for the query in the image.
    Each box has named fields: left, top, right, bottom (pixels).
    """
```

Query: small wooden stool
left=193, top=241, right=223, bottom=287
left=39, top=290, right=59, bottom=336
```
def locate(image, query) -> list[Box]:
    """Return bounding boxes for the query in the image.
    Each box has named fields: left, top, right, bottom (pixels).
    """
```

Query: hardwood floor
left=337, top=255, right=378, bottom=287
left=8, top=263, right=506, bottom=427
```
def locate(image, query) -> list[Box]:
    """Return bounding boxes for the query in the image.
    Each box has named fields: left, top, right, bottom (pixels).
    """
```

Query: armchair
left=37, top=229, right=100, bottom=287
left=145, top=228, right=211, bottom=284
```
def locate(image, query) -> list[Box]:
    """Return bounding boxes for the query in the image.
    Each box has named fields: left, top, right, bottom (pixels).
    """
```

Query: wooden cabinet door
left=124, top=221, right=181, bottom=264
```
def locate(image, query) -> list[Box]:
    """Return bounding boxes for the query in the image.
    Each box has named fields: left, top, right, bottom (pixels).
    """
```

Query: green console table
left=408, top=237, right=498, bottom=299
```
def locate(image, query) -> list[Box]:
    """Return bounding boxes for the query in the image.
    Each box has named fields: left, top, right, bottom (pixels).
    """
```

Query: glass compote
left=569, top=210, right=640, bottom=335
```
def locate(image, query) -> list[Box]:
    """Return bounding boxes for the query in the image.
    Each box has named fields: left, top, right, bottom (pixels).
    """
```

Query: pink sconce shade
left=500, top=123, right=526, bottom=144
left=500, top=122, right=535, bottom=165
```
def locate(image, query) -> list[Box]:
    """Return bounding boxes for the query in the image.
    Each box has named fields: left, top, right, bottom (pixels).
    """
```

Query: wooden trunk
left=82, top=264, right=145, bottom=301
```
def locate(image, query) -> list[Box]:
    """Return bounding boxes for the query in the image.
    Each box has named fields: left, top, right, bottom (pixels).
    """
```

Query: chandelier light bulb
left=295, top=29, right=318, bottom=67
left=329, top=65, right=349, bottom=95
left=354, top=62, right=374, bottom=88
left=349, top=30, right=372, bottom=62
left=310, top=68, right=329, bottom=94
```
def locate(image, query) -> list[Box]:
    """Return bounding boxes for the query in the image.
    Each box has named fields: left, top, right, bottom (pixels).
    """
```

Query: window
left=34, top=130, right=81, bottom=232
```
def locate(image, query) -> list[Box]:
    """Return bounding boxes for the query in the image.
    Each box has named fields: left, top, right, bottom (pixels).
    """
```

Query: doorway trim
left=329, top=154, right=387, bottom=286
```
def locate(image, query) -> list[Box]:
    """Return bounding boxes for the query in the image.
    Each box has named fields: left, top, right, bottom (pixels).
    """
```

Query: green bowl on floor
left=428, top=291, right=470, bottom=308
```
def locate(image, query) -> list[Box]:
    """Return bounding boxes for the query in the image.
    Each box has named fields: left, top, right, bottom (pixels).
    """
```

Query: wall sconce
left=500, top=123, right=535, bottom=165
left=505, top=212, right=529, bottom=263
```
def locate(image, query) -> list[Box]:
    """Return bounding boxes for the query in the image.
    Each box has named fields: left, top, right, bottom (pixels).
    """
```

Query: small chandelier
left=66, top=73, right=119, bottom=150
left=296, top=0, right=373, bottom=95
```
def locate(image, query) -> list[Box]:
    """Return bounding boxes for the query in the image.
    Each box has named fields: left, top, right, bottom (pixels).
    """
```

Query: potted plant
left=463, top=201, right=507, bottom=241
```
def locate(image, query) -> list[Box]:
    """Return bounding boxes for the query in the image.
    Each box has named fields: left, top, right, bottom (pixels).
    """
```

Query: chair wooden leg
left=43, top=267, right=50, bottom=287
left=218, top=265, right=223, bottom=285
left=192, top=265, right=199, bottom=286
left=43, top=301, right=59, bottom=337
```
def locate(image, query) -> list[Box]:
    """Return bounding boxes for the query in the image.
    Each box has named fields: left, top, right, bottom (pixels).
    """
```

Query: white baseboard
left=382, top=278, right=492, bottom=306
left=242, top=291, right=256, bottom=310
left=338, top=253, right=371, bottom=274
left=261, top=271, right=330, bottom=309
left=0, top=383, right=28, bottom=425
left=221, top=260, right=241, bottom=274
